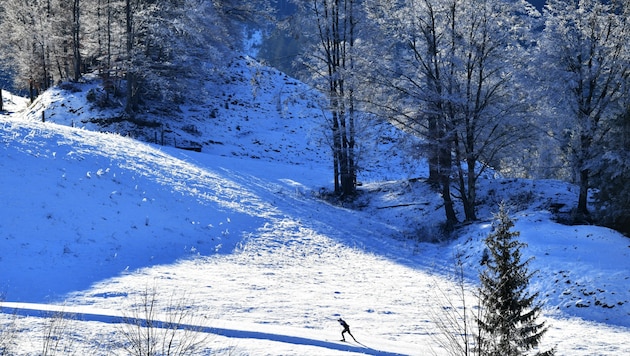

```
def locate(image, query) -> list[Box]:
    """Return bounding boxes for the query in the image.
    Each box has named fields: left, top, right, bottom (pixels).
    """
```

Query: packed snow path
left=1, top=302, right=408, bottom=355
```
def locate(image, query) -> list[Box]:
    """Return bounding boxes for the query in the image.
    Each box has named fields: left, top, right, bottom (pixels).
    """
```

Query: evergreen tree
left=477, top=204, right=553, bottom=356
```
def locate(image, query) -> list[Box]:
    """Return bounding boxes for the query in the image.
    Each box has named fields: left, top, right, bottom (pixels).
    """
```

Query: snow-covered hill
left=1, top=58, right=628, bottom=355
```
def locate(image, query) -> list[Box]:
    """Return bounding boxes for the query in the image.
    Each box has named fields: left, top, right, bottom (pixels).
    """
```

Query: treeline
left=289, top=0, right=630, bottom=234
left=0, top=0, right=628, bottom=234
left=0, top=0, right=270, bottom=112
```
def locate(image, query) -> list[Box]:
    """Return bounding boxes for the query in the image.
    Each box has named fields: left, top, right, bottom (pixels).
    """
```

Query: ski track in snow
left=0, top=302, right=407, bottom=356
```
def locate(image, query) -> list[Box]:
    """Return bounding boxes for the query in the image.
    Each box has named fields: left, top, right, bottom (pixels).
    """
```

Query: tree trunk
left=427, top=115, right=440, bottom=185
left=441, top=147, right=457, bottom=227
left=577, top=168, right=589, bottom=217
left=125, top=0, right=137, bottom=114
left=72, top=0, right=81, bottom=82
left=463, top=102, right=478, bottom=221
left=465, top=161, right=477, bottom=221
left=315, top=0, right=356, bottom=197
left=29, top=80, right=35, bottom=103
left=576, top=119, right=592, bottom=218
left=441, top=123, right=458, bottom=225
left=332, top=110, right=342, bottom=193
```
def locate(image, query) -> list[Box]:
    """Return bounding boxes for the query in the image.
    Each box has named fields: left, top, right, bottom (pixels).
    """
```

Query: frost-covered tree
left=123, top=0, right=212, bottom=112
left=0, top=0, right=273, bottom=111
left=0, top=0, right=120, bottom=93
left=592, top=105, right=630, bottom=234
left=364, top=0, right=538, bottom=224
left=363, top=0, right=459, bottom=223
left=0, top=0, right=86, bottom=90
left=445, top=0, right=537, bottom=222
left=82, top=0, right=127, bottom=100
left=540, top=0, right=630, bottom=219
left=477, top=204, right=553, bottom=356
left=0, top=0, right=54, bottom=95
left=120, top=0, right=273, bottom=113
left=291, top=0, right=361, bottom=196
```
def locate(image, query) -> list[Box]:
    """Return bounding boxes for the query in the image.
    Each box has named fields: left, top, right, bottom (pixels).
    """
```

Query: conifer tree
left=477, top=204, right=553, bottom=356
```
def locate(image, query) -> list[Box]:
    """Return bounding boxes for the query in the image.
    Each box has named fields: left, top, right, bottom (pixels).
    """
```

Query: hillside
left=1, top=57, right=629, bottom=355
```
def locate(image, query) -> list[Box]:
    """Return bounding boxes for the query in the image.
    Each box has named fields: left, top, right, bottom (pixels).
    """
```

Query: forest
left=0, top=0, right=628, bottom=235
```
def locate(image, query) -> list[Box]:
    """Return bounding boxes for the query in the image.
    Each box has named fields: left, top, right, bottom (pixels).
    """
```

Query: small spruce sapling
left=477, top=203, right=554, bottom=356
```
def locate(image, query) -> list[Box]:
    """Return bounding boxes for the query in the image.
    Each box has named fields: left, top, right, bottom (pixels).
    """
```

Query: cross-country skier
left=337, top=318, right=358, bottom=342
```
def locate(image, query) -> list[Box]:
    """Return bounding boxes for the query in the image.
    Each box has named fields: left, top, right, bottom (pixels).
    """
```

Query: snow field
left=1, top=56, right=629, bottom=354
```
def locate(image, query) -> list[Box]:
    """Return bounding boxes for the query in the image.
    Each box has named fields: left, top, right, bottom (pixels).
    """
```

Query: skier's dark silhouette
left=337, top=318, right=357, bottom=342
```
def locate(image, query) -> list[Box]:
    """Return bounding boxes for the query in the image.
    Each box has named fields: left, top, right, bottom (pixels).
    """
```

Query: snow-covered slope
left=1, top=58, right=629, bottom=355
left=22, top=57, right=333, bottom=167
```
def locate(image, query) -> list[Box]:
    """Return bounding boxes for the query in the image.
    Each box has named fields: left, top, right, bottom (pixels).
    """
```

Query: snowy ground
left=1, top=58, right=629, bottom=355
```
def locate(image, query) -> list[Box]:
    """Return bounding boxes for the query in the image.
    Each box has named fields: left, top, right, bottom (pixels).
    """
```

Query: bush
left=116, top=286, right=212, bottom=356
left=0, top=312, right=17, bottom=356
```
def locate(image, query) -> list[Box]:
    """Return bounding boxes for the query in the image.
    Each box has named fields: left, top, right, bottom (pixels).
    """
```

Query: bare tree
left=72, top=0, right=82, bottom=82
left=292, top=0, right=360, bottom=197
left=0, top=0, right=273, bottom=112
left=364, top=0, right=537, bottom=225
left=41, top=310, right=78, bottom=356
left=540, top=0, right=630, bottom=219
left=363, top=0, right=460, bottom=225
left=0, top=310, right=17, bottom=356
left=428, top=256, right=483, bottom=355
left=0, top=0, right=53, bottom=93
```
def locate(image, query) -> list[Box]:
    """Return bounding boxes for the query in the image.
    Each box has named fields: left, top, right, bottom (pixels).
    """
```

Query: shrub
left=116, top=286, right=212, bottom=356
